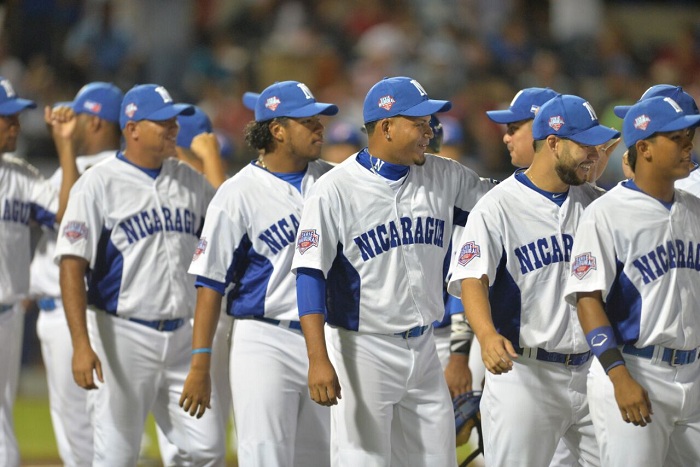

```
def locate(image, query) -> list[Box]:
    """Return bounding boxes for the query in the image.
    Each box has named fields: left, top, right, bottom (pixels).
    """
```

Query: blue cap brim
left=147, top=103, right=194, bottom=121
left=657, top=114, right=700, bottom=133
left=242, top=92, right=259, bottom=110
left=613, top=105, right=631, bottom=119
left=486, top=109, right=531, bottom=124
left=0, top=98, right=37, bottom=115
left=285, top=102, right=339, bottom=118
left=400, top=99, right=452, bottom=118
left=568, top=125, right=621, bottom=146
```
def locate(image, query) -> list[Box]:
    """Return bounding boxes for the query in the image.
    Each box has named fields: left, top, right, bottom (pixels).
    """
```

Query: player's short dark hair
left=533, top=139, right=547, bottom=152
left=364, top=121, right=378, bottom=136
left=627, top=145, right=638, bottom=172
left=244, top=117, right=289, bottom=152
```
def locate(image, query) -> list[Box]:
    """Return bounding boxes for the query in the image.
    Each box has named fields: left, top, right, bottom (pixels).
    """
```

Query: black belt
left=252, top=316, right=303, bottom=332
left=126, top=317, right=185, bottom=332
left=516, top=347, right=591, bottom=366
left=394, top=324, right=431, bottom=339
left=622, top=344, right=699, bottom=366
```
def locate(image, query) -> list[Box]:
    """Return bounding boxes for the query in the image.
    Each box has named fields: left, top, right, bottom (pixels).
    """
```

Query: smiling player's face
left=385, top=115, right=434, bottom=166
left=554, top=138, right=599, bottom=186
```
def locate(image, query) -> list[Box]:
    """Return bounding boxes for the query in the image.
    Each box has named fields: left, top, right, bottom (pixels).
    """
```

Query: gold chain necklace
left=256, top=155, right=267, bottom=169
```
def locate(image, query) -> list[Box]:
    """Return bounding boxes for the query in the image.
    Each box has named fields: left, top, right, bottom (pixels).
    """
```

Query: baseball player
left=564, top=96, right=700, bottom=466
left=180, top=80, right=337, bottom=466
left=55, top=84, right=224, bottom=466
left=29, top=82, right=123, bottom=467
left=448, top=94, right=620, bottom=466
left=290, top=76, right=494, bottom=466
left=0, top=76, right=80, bottom=467
left=614, top=84, right=700, bottom=196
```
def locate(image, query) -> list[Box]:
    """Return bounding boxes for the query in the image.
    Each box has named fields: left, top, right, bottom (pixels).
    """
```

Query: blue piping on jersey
left=489, top=249, right=522, bottom=346
left=31, top=202, right=56, bottom=228
left=195, top=276, right=226, bottom=295
left=221, top=233, right=273, bottom=318
left=453, top=206, right=469, bottom=227
left=605, top=259, right=642, bottom=344
left=622, top=179, right=674, bottom=210
left=326, top=242, right=361, bottom=331
left=87, top=227, right=123, bottom=313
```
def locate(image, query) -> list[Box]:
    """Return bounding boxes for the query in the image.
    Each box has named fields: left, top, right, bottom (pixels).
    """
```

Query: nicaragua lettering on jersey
left=118, top=206, right=203, bottom=244
left=258, top=214, right=300, bottom=254
left=1, top=198, right=32, bottom=224
left=514, top=233, right=574, bottom=274
left=353, top=216, right=446, bottom=261
left=632, top=238, right=700, bottom=284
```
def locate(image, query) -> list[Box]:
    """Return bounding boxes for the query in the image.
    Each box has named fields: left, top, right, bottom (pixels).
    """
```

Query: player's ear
left=88, top=115, right=102, bottom=132
left=636, top=139, right=652, bottom=162
left=381, top=118, right=392, bottom=140
left=123, top=120, right=139, bottom=140
left=268, top=119, right=286, bottom=142
left=546, top=135, right=558, bottom=152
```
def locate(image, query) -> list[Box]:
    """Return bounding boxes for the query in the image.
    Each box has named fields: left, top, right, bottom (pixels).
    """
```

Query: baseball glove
left=454, top=390, right=483, bottom=466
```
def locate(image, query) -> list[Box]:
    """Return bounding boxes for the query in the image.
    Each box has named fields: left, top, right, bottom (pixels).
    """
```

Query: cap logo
left=154, top=86, right=172, bottom=103
left=0, top=79, right=15, bottom=98
left=378, top=95, right=396, bottom=110
left=125, top=103, right=137, bottom=118
left=265, top=96, right=281, bottom=111
left=83, top=100, right=102, bottom=114
left=530, top=104, right=540, bottom=115
left=296, top=82, right=314, bottom=100
left=549, top=116, right=565, bottom=131
left=633, top=114, right=651, bottom=131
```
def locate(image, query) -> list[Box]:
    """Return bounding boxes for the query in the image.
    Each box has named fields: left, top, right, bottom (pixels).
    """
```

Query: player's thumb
left=95, top=359, right=104, bottom=383
left=504, top=339, right=518, bottom=358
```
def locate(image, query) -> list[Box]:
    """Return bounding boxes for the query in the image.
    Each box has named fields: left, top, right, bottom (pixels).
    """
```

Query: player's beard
left=555, top=147, right=587, bottom=186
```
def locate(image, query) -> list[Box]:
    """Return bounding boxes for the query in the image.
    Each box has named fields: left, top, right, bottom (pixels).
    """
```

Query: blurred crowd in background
left=2, top=0, right=700, bottom=188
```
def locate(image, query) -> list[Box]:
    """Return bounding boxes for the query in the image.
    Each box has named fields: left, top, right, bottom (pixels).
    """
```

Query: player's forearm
left=300, top=313, right=330, bottom=362
left=55, top=139, right=79, bottom=223
left=191, top=133, right=226, bottom=189
left=59, top=256, right=91, bottom=350
left=576, top=291, right=611, bottom=334
left=190, top=286, right=224, bottom=370
left=460, top=276, right=497, bottom=342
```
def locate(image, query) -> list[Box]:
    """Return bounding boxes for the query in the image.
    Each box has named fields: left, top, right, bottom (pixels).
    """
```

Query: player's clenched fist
left=480, top=332, right=518, bottom=375
left=308, top=358, right=342, bottom=406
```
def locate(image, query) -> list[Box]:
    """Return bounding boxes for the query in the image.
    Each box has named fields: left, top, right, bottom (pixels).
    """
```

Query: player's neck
left=122, top=148, right=166, bottom=170
left=633, top=172, right=675, bottom=203
left=524, top=164, right=568, bottom=193
left=258, top=152, right=309, bottom=173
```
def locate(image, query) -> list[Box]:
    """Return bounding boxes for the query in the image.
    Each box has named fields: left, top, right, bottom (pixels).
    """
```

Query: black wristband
left=450, top=337, right=472, bottom=356
left=599, top=348, right=625, bottom=373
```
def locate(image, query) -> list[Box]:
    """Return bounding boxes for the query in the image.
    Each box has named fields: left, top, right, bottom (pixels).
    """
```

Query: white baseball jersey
left=675, top=166, right=700, bottom=197
left=54, top=154, right=215, bottom=319
left=564, top=182, right=700, bottom=350
left=30, top=151, right=115, bottom=298
left=290, top=152, right=493, bottom=334
left=188, top=160, right=333, bottom=321
left=0, top=154, right=58, bottom=303
left=447, top=170, right=605, bottom=354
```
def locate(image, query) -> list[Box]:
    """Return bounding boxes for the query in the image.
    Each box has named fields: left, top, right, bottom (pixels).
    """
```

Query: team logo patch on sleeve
left=572, top=252, right=597, bottom=279
left=192, top=238, right=208, bottom=261
left=63, top=221, right=88, bottom=244
left=297, top=229, right=319, bottom=255
left=458, top=241, right=481, bottom=266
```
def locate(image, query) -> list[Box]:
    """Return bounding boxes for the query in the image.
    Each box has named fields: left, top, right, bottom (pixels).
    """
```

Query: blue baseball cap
left=68, top=82, right=123, bottom=124
left=532, top=94, right=620, bottom=145
left=440, top=115, right=464, bottom=146
left=622, top=96, right=700, bottom=149
left=243, top=81, right=338, bottom=122
left=614, top=84, right=699, bottom=119
left=176, top=106, right=213, bottom=148
left=486, top=87, right=558, bottom=124
left=0, top=77, right=36, bottom=115
left=363, top=76, right=451, bottom=124
left=120, top=84, right=194, bottom=130
left=215, top=131, right=235, bottom=160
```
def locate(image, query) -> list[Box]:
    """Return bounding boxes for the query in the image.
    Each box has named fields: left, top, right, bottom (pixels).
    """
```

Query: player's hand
left=179, top=368, right=212, bottom=419
left=608, top=365, right=653, bottom=426
left=480, top=331, right=518, bottom=375
left=308, top=356, right=341, bottom=407
left=72, top=344, right=103, bottom=390
left=44, top=105, right=78, bottom=143
left=444, top=353, right=472, bottom=398
left=190, top=133, right=220, bottom=161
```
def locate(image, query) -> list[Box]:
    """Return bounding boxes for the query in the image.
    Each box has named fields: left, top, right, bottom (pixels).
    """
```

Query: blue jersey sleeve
left=296, top=267, right=326, bottom=317
left=194, top=275, right=226, bottom=295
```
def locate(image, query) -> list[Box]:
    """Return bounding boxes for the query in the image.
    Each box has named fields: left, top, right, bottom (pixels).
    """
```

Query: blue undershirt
left=622, top=179, right=674, bottom=211
left=515, top=170, right=568, bottom=206
left=116, top=152, right=161, bottom=179
left=356, top=148, right=410, bottom=180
